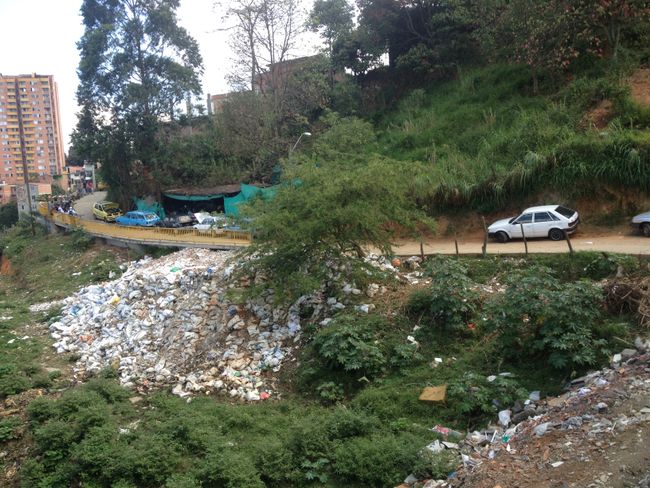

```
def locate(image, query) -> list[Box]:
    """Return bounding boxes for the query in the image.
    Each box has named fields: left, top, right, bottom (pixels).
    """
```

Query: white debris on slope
left=49, top=248, right=316, bottom=400
left=49, top=249, right=401, bottom=400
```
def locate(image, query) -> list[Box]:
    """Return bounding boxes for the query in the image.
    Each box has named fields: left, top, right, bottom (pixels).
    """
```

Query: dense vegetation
left=0, top=225, right=645, bottom=487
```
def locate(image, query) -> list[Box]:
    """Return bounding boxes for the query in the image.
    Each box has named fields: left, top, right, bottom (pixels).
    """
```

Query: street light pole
left=289, top=132, right=311, bottom=155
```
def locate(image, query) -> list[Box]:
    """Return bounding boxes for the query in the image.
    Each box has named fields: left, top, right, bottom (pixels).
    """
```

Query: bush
left=447, top=373, right=526, bottom=420
left=69, top=227, right=94, bottom=250
left=333, top=433, right=422, bottom=486
left=484, top=265, right=608, bottom=369
left=316, top=382, right=345, bottom=404
left=313, top=314, right=387, bottom=376
left=0, top=417, right=21, bottom=442
left=412, top=449, right=458, bottom=479
left=407, top=257, right=480, bottom=333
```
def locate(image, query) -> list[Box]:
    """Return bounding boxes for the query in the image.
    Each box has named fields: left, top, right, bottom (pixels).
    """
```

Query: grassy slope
left=370, top=64, right=650, bottom=212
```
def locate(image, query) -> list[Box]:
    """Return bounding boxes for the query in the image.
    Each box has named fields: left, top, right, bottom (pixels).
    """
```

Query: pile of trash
left=397, top=341, right=650, bottom=488
left=49, top=249, right=392, bottom=400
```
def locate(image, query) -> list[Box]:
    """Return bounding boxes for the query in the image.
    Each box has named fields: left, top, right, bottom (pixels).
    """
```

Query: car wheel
left=496, top=231, right=509, bottom=243
left=549, top=228, right=564, bottom=241
left=642, top=223, right=650, bottom=237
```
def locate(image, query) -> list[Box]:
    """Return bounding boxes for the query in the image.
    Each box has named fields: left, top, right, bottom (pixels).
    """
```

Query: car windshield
left=555, top=206, right=575, bottom=218
left=145, top=214, right=157, bottom=220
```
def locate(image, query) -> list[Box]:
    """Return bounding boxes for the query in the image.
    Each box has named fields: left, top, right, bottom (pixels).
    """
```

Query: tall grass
left=375, top=64, right=650, bottom=211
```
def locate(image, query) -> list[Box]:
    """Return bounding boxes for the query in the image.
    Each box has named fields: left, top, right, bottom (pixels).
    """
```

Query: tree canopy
left=73, top=0, right=203, bottom=206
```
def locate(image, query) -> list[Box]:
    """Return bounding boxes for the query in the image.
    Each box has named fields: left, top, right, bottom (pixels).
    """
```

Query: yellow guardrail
left=48, top=212, right=252, bottom=249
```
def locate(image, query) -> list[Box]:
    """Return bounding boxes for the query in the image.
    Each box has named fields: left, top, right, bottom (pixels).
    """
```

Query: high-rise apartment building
left=0, top=73, right=65, bottom=187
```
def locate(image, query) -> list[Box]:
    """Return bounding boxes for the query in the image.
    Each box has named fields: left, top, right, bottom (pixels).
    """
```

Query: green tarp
left=134, top=198, right=166, bottom=219
left=224, top=193, right=246, bottom=217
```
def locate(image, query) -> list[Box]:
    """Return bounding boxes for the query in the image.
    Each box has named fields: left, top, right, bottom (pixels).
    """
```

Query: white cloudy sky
left=0, top=0, right=319, bottom=152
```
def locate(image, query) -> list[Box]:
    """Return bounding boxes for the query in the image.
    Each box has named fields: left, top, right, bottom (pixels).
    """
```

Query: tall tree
left=223, top=0, right=301, bottom=97
left=308, top=0, right=354, bottom=85
left=308, top=0, right=354, bottom=58
left=73, top=0, right=203, bottom=205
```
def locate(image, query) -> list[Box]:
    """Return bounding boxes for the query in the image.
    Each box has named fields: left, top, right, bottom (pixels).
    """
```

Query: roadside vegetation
left=0, top=224, right=646, bottom=487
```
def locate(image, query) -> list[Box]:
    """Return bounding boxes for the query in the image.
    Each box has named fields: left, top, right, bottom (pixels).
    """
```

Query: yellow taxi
left=92, top=201, right=122, bottom=222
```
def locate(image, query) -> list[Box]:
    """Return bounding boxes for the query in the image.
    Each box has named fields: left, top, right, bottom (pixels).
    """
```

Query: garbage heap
left=49, top=249, right=397, bottom=400
left=397, top=341, right=650, bottom=488
left=49, top=249, right=322, bottom=400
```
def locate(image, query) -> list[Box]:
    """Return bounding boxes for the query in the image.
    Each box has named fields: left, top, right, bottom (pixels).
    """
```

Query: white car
left=631, top=211, right=650, bottom=237
left=193, top=213, right=227, bottom=231
left=488, top=205, right=580, bottom=243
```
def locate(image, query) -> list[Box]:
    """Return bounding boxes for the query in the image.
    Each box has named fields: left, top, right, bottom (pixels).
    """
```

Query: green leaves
left=484, top=265, right=608, bottom=370
left=313, top=315, right=387, bottom=376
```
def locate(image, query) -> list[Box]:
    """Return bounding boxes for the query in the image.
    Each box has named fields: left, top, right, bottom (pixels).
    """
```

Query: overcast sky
left=0, top=0, right=318, bottom=152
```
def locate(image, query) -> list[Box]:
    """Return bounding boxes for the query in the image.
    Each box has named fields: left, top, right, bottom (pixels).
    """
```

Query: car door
left=533, top=212, right=554, bottom=237
left=512, top=213, right=534, bottom=238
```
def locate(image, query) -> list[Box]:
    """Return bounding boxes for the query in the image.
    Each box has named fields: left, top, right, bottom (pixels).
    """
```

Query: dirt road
left=393, top=234, right=650, bottom=256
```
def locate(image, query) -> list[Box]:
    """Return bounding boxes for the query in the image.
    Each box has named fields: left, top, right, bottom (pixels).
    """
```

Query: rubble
left=48, top=249, right=403, bottom=400
left=442, top=344, right=650, bottom=487
left=48, top=249, right=325, bottom=400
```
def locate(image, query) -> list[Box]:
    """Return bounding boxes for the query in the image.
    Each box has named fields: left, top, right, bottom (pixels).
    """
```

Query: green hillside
left=367, top=64, right=650, bottom=212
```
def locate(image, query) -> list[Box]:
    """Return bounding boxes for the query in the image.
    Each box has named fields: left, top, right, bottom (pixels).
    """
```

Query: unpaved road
left=393, top=234, right=650, bottom=256
left=73, top=192, right=649, bottom=255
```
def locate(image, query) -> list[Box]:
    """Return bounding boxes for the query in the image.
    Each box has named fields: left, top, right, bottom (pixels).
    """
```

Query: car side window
left=534, top=212, right=552, bottom=222
left=515, top=213, right=533, bottom=224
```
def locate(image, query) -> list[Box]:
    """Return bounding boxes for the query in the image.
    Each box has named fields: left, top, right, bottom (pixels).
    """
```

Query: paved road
left=393, top=234, right=650, bottom=256
left=74, top=191, right=108, bottom=220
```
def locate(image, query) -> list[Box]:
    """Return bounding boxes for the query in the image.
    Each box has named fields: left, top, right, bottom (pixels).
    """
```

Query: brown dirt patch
left=0, top=256, right=14, bottom=276
left=630, top=68, right=650, bottom=107
left=583, top=99, right=614, bottom=129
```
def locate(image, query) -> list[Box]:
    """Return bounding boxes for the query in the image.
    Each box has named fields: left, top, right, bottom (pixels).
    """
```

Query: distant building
left=252, top=55, right=342, bottom=94
left=210, top=93, right=232, bottom=114
left=0, top=73, right=65, bottom=186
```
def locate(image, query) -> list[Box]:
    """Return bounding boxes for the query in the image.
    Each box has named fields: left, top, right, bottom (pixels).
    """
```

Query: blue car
left=115, top=211, right=161, bottom=227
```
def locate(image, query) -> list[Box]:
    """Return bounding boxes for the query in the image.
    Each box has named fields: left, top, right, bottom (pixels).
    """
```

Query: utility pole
left=14, top=79, right=35, bottom=235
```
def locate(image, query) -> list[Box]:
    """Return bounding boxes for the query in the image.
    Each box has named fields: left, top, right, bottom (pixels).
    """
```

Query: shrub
left=389, top=343, right=423, bottom=368
left=0, top=417, right=21, bottom=442
left=412, top=449, right=458, bottom=479
left=333, top=433, right=422, bottom=486
left=484, top=265, right=608, bottom=369
left=446, top=372, right=526, bottom=420
left=69, top=227, right=94, bottom=250
left=407, top=256, right=480, bottom=333
left=316, top=382, right=345, bottom=404
left=313, top=314, right=387, bottom=376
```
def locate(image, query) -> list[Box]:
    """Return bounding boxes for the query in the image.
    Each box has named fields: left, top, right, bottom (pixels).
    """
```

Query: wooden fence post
left=420, top=240, right=425, bottom=262
left=563, top=230, right=574, bottom=254
left=481, top=217, right=488, bottom=257
left=454, top=239, right=459, bottom=257
left=520, top=223, right=528, bottom=256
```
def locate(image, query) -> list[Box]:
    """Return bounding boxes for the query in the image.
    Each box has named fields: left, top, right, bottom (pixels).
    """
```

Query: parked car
left=631, top=211, right=650, bottom=237
left=193, top=213, right=228, bottom=231
left=488, top=205, right=580, bottom=243
left=115, top=211, right=161, bottom=227
left=92, top=201, right=122, bottom=222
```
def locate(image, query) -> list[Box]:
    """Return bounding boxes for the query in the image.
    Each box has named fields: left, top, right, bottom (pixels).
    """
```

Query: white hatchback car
left=488, top=205, right=580, bottom=243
